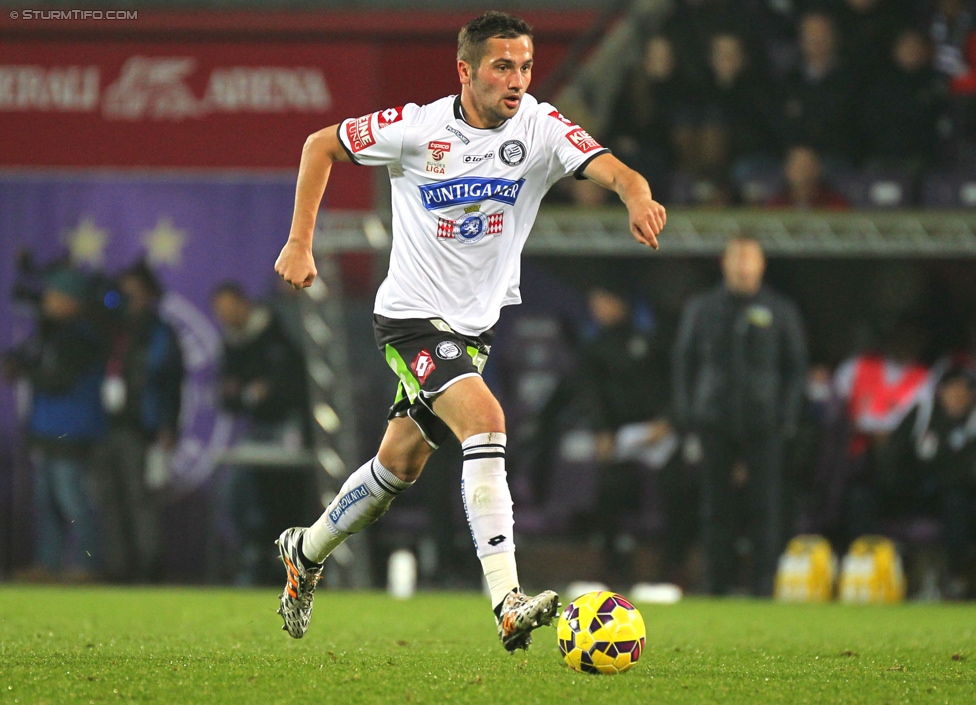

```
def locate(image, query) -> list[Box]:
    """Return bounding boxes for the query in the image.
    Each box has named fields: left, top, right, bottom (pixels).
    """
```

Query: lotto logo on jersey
left=347, top=113, right=375, bottom=153
left=377, top=106, right=403, bottom=129
left=548, top=109, right=576, bottom=127
left=566, top=126, right=602, bottom=153
left=411, top=349, right=436, bottom=384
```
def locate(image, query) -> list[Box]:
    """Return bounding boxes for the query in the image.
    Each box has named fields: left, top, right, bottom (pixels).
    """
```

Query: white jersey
left=337, top=93, right=609, bottom=336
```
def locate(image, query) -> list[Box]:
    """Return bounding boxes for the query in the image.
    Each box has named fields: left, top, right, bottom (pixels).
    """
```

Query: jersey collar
left=454, top=95, right=510, bottom=131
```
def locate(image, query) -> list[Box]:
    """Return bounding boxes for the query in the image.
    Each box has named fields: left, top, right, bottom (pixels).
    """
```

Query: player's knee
left=458, top=402, right=506, bottom=440
left=378, top=445, right=430, bottom=483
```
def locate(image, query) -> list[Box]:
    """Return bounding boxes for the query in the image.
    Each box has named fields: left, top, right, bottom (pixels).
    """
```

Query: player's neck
left=458, top=92, right=505, bottom=130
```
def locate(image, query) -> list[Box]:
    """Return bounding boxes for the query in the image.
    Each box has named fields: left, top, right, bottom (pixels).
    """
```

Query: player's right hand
left=275, top=240, right=317, bottom=289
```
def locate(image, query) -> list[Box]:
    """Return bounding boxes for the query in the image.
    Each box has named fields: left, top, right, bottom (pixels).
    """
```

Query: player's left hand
left=275, top=240, right=317, bottom=289
left=628, top=195, right=666, bottom=250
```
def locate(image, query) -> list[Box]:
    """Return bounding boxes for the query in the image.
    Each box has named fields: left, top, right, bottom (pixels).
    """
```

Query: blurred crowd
left=2, top=258, right=312, bottom=586
left=2, top=244, right=974, bottom=599
left=495, top=240, right=976, bottom=600
left=591, top=0, right=976, bottom=207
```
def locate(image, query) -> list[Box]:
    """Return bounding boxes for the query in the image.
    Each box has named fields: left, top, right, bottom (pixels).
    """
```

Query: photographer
left=2, top=267, right=105, bottom=582
left=91, top=261, right=183, bottom=583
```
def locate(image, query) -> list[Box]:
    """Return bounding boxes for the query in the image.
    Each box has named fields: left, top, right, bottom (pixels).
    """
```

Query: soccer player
left=273, top=11, right=666, bottom=651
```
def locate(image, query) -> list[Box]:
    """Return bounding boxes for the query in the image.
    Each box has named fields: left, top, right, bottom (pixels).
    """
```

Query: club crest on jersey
left=499, top=139, right=526, bottom=166
left=410, top=349, right=436, bottom=384
left=426, top=140, right=451, bottom=175
left=419, top=177, right=525, bottom=210
left=377, top=106, right=404, bottom=129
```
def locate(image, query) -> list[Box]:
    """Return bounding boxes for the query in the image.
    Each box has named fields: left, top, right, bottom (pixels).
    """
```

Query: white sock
left=460, top=432, right=519, bottom=606
left=482, top=552, right=520, bottom=611
left=303, top=456, right=412, bottom=564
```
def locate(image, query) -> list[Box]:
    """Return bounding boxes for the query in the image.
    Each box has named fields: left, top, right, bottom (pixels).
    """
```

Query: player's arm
left=581, top=153, right=666, bottom=250
left=275, top=124, right=351, bottom=289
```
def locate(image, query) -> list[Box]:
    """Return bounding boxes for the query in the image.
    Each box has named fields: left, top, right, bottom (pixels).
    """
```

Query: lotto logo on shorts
left=411, top=349, right=436, bottom=384
left=566, top=127, right=601, bottom=153
left=347, top=114, right=375, bottom=152
left=377, top=106, right=403, bottom=129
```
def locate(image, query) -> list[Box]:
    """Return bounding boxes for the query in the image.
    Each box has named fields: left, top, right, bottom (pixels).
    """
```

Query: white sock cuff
left=368, top=457, right=413, bottom=495
left=462, top=432, right=507, bottom=453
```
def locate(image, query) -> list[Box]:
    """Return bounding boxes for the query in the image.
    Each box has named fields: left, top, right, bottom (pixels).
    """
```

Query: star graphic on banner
left=143, top=217, right=187, bottom=267
left=64, top=217, right=110, bottom=266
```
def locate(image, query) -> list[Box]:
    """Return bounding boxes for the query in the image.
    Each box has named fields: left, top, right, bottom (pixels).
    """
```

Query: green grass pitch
left=0, top=587, right=973, bottom=704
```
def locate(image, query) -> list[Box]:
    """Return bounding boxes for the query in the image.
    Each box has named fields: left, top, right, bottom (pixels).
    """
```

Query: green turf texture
left=0, top=587, right=973, bottom=704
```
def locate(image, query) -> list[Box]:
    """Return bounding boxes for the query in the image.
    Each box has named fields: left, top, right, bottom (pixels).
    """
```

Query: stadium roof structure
left=314, top=208, right=976, bottom=258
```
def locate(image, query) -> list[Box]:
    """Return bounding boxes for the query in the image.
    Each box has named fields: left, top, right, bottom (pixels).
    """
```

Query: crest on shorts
left=435, top=341, right=463, bottom=360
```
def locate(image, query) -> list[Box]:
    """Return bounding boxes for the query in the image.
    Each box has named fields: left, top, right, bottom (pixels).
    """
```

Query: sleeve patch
left=566, top=126, right=602, bottom=153
left=377, top=106, right=404, bottom=129
left=548, top=109, right=576, bottom=127
left=346, top=113, right=375, bottom=152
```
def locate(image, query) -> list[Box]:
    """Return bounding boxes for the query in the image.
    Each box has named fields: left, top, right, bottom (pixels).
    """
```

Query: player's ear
left=458, top=59, right=472, bottom=85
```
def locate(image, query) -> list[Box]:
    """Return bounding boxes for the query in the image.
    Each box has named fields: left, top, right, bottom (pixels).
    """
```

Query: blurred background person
left=577, top=286, right=694, bottom=589
left=210, top=282, right=312, bottom=585
left=876, top=367, right=976, bottom=599
left=673, top=237, right=808, bottom=596
left=700, top=31, right=781, bottom=191
left=768, top=145, right=851, bottom=209
left=859, top=28, right=944, bottom=176
left=602, top=34, right=692, bottom=196
left=2, top=268, right=105, bottom=582
left=91, top=261, right=183, bottom=583
left=780, top=12, right=858, bottom=173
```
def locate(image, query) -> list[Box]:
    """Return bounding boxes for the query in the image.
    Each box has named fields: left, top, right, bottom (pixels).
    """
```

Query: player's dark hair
left=458, top=11, right=533, bottom=69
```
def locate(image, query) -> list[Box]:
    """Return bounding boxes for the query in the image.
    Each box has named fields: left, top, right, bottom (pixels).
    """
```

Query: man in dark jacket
left=2, top=268, right=105, bottom=581
left=211, top=282, right=311, bottom=585
left=93, top=262, right=183, bottom=583
left=673, top=237, right=807, bottom=595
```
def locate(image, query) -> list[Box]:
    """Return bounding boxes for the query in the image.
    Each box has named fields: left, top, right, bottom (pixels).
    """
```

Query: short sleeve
left=538, top=104, right=611, bottom=182
left=337, top=105, right=410, bottom=167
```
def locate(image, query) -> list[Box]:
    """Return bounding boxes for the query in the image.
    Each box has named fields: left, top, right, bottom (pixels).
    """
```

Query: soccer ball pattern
left=556, top=591, right=646, bottom=675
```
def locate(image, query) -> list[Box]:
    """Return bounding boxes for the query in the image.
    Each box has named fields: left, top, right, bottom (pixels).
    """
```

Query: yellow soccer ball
left=556, top=591, right=646, bottom=674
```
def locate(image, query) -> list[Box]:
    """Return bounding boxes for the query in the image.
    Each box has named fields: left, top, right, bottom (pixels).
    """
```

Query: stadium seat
left=832, top=170, right=917, bottom=208
left=922, top=172, right=976, bottom=208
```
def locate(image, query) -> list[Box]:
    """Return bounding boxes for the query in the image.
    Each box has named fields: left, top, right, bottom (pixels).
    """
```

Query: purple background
left=0, top=172, right=298, bottom=579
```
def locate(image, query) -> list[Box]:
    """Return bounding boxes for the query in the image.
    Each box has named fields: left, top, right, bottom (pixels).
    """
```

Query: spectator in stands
left=930, top=0, right=976, bottom=165
left=660, top=0, right=754, bottom=85
left=834, top=316, right=932, bottom=546
left=603, top=34, right=693, bottom=194
left=700, top=31, right=781, bottom=190
left=673, top=237, right=808, bottom=596
left=836, top=0, right=914, bottom=85
left=2, top=268, right=104, bottom=582
left=767, top=145, right=850, bottom=209
left=578, top=287, right=694, bottom=588
left=859, top=28, right=944, bottom=175
left=211, top=282, right=311, bottom=585
left=880, top=367, right=976, bottom=599
left=91, top=262, right=183, bottom=583
left=780, top=12, right=858, bottom=171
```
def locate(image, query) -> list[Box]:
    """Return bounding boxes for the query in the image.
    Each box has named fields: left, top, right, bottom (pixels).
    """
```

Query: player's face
left=461, top=36, right=533, bottom=128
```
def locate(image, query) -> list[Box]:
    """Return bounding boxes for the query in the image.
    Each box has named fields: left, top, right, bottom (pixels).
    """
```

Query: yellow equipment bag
left=838, top=535, right=906, bottom=604
left=774, top=534, right=837, bottom=602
